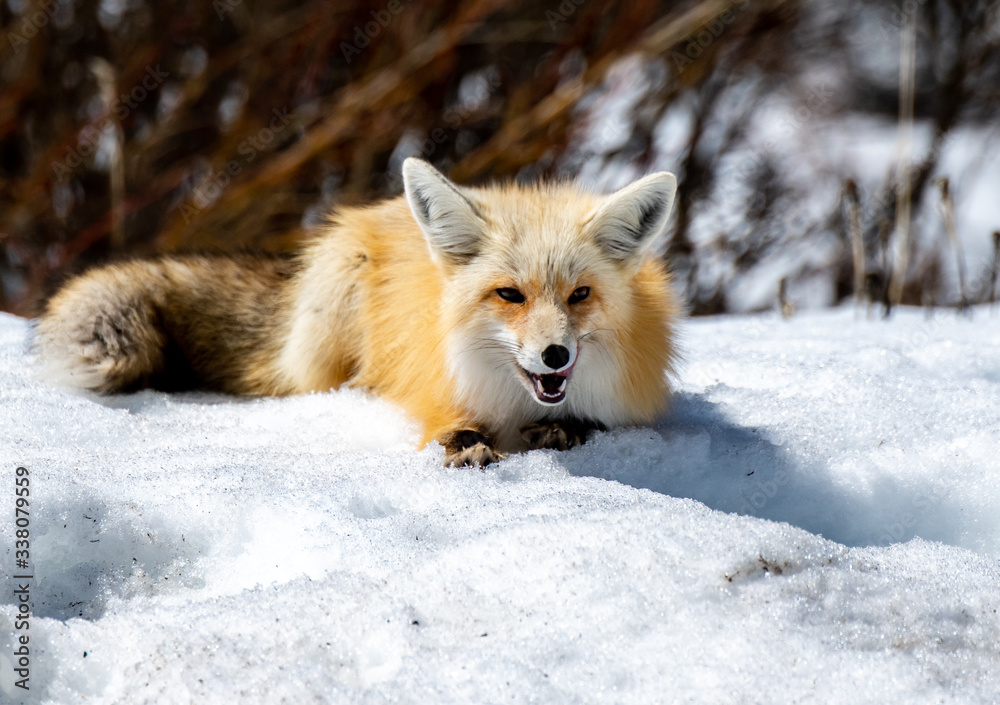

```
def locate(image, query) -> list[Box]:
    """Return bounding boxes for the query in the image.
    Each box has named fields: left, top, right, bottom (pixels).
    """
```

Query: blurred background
left=1, top=0, right=998, bottom=317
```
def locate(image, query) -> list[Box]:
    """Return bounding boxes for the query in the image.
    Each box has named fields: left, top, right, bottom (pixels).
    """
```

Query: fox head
left=402, top=158, right=678, bottom=430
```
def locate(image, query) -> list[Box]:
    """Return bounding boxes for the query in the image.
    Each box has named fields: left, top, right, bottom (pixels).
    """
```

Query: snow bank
left=1, top=308, right=999, bottom=703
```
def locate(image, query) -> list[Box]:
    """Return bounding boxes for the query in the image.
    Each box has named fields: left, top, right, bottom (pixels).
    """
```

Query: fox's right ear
left=403, top=158, right=486, bottom=267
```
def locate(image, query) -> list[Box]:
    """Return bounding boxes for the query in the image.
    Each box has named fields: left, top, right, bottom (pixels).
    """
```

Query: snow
left=1, top=307, right=1000, bottom=704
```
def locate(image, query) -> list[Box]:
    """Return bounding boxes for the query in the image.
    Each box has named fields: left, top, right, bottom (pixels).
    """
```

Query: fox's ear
left=585, top=172, right=677, bottom=267
left=403, top=158, right=485, bottom=266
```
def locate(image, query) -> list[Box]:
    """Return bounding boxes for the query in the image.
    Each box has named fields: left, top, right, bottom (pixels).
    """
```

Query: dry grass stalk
left=888, top=5, right=917, bottom=310
left=934, top=177, right=967, bottom=311
left=990, top=231, right=1000, bottom=308
left=89, top=59, right=126, bottom=252
left=778, top=276, right=796, bottom=319
left=844, top=179, right=865, bottom=308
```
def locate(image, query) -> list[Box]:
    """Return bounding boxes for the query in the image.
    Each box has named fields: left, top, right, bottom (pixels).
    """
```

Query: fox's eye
left=568, top=286, right=590, bottom=304
left=496, top=288, right=526, bottom=303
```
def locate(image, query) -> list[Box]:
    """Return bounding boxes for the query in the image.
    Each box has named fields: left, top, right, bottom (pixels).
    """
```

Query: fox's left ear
left=403, top=158, right=486, bottom=267
left=584, top=172, right=677, bottom=268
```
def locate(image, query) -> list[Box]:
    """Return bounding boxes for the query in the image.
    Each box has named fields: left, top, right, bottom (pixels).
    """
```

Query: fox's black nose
left=541, top=344, right=570, bottom=370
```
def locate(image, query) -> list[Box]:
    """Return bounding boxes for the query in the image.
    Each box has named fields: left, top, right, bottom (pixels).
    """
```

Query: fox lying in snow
left=35, top=159, right=680, bottom=466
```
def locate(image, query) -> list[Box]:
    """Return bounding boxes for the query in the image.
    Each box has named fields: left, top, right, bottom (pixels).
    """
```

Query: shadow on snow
left=561, top=392, right=967, bottom=550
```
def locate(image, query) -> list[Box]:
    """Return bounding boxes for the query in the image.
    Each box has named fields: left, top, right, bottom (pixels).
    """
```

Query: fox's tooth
left=534, top=376, right=545, bottom=394
left=557, top=377, right=567, bottom=392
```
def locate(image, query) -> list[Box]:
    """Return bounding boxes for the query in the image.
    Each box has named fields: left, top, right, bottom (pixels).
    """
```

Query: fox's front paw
left=441, top=429, right=504, bottom=468
left=520, top=418, right=606, bottom=451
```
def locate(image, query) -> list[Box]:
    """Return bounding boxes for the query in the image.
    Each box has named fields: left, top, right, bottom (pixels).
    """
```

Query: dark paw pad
left=441, top=429, right=503, bottom=468
left=520, top=418, right=604, bottom=451
left=445, top=443, right=503, bottom=468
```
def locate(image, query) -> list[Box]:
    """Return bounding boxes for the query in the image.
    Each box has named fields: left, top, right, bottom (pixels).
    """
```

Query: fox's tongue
left=532, top=373, right=567, bottom=403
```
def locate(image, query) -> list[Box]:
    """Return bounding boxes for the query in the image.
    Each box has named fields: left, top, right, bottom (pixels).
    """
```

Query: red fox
left=35, top=159, right=680, bottom=466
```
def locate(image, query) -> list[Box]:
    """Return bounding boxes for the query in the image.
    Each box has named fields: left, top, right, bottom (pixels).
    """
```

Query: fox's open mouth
left=519, top=365, right=574, bottom=405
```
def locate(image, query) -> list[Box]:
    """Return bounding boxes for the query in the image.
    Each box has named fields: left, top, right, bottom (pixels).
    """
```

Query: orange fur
left=35, top=160, right=680, bottom=466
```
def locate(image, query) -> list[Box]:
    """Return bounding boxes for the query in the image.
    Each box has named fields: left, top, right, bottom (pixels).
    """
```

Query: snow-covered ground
left=1, top=307, right=999, bottom=704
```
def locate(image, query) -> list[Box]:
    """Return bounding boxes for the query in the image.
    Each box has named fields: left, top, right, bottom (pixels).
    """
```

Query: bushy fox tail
left=34, top=254, right=297, bottom=395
